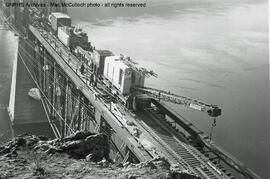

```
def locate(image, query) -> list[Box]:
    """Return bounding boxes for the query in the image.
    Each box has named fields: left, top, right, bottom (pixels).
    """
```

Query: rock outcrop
left=0, top=132, right=200, bottom=179
left=0, top=131, right=109, bottom=162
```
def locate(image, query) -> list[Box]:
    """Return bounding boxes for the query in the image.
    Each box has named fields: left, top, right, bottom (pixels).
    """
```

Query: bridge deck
left=29, top=25, right=231, bottom=178
left=29, top=25, right=153, bottom=162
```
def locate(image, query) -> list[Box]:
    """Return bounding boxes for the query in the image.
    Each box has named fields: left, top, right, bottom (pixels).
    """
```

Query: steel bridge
left=2, top=0, right=261, bottom=178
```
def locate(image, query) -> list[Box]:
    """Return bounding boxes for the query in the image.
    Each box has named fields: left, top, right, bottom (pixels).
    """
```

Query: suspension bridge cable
left=19, top=33, right=94, bottom=96
left=18, top=44, right=96, bottom=114
left=41, top=98, right=61, bottom=138
left=17, top=49, right=75, bottom=134
left=18, top=45, right=97, bottom=134
left=1, top=9, right=95, bottom=135
left=17, top=50, right=95, bottom=126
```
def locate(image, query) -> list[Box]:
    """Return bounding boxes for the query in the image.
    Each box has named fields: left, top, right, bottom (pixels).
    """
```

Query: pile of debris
left=0, top=131, right=200, bottom=179
left=0, top=131, right=109, bottom=162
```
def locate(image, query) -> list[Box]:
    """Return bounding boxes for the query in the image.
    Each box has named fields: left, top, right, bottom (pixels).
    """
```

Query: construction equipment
left=119, top=54, right=158, bottom=78
left=133, top=86, right=222, bottom=117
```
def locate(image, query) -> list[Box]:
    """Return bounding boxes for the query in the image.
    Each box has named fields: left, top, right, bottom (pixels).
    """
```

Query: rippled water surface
left=0, top=29, right=17, bottom=142
left=0, top=0, right=268, bottom=177
left=68, top=0, right=269, bottom=177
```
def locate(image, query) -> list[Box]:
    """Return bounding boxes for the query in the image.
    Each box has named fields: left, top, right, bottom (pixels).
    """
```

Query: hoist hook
left=209, top=118, right=217, bottom=141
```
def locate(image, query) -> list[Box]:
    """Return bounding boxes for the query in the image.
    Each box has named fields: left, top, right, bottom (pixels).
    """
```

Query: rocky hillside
left=0, top=131, right=199, bottom=179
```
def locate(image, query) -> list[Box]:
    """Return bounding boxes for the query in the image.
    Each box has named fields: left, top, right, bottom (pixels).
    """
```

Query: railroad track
left=140, top=107, right=231, bottom=179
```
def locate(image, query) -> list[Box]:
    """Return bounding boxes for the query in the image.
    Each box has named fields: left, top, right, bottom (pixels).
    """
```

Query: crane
left=119, top=54, right=158, bottom=78
left=133, top=86, right=222, bottom=117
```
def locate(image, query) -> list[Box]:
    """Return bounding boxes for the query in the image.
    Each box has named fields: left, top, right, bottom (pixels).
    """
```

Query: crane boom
left=133, top=86, right=222, bottom=117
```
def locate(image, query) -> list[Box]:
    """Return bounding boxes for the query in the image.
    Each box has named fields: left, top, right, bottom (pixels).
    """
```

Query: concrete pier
left=8, top=37, right=54, bottom=138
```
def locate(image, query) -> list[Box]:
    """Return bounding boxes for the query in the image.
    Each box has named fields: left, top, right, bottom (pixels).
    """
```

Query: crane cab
left=207, top=107, right=222, bottom=117
left=104, top=56, right=132, bottom=95
left=103, top=55, right=145, bottom=95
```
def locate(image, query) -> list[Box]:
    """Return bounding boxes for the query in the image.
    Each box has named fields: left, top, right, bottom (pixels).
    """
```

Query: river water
left=67, top=0, right=269, bottom=177
left=0, top=0, right=268, bottom=178
left=0, top=29, right=17, bottom=142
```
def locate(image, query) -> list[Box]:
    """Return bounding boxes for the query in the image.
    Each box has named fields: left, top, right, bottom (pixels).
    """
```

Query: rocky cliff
left=0, top=131, right=199, bottom=179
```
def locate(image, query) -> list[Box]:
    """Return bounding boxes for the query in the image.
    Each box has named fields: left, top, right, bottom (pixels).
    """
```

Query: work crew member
left=80, top=64, right=85, bottom=75
left=89, top=73, right=94, bottom=86
left=90, top=62, right=93, bottom=72
left=93, top=74, right=97, bottom=88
